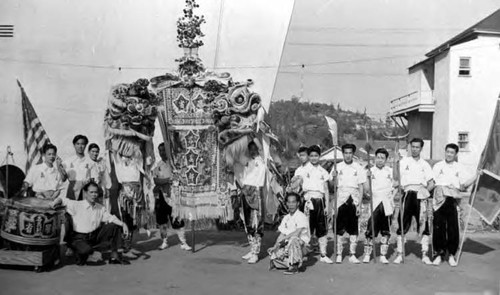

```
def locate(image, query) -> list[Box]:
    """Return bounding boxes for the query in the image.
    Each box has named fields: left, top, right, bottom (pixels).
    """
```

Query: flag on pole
left=17, top=80, right=51, bottom=172
left=472, top=99, right=500, bottom=225
left=324, top=115, right=338, bottom=146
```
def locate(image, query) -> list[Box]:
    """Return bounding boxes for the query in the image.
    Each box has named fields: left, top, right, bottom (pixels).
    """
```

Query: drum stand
left=0, top=147, right=59, bottom=272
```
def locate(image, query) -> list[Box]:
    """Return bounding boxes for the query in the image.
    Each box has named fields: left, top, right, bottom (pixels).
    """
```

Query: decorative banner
left=472, top=100, right=500, bottom=225
left=156, top=83, right=231, bottom=221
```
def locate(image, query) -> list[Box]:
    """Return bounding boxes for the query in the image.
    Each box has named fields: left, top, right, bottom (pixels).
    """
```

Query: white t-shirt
left=24, top=163, right=64, bottom=192
left=63, top=155, right=97, bottom=182
left=433, top=160, right=470, bottom=189
left=242, top=156, right=266, bottom=187
left=278, top=210, right=310, bottom=244
left=301, top=162, right=332, bottom=194
left=399, top=157, right=433, bottom=188
left=370, top=165, right=394, bottom=215
left=294, top=163, right=308, bottom=179
left=337, top=161, right=366, bottom=189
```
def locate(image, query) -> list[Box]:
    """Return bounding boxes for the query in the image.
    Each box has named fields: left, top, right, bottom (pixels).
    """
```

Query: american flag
left=17, top=80, right=51, bottom=172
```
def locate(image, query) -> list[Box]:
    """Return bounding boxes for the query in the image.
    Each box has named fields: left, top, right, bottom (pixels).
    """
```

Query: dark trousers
left=241, top=191, right=263, bottom=237
left=309, top=198, right=327, bottom=238
left=365, top=203, right=391, bottom=239
left=337, top=197, right=358, bottom=236
left=155, top=190, right=185, bottom=229
left=396, top=191, right=430, bottom=235
left=433, top=197, right=459, bottom=256
left=70, top=223, right=123, bottom=262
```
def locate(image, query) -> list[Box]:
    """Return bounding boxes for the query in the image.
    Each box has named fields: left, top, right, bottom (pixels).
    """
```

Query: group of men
left=267, top=138, right=478, bottom=275
left=17, top=133, right=478, bottom=270
left=20, top=136, right=191, bottom=266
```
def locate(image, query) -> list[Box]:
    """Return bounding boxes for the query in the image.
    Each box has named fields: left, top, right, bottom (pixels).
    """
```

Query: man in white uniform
left=268, top=192, right=310, bottom=275
left=431, top=143, right=478, bottom=266
left=362, top=148, right=395, bottom=264
left=394, top=138, right=434, bottom=264
left=240, top=140, right=266, bottom=264
left=63, top=135, right=97, bottom=200
left=334, top=143, right=366, bottom=264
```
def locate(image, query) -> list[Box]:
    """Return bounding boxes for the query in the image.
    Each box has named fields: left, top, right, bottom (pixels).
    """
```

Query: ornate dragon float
left=103, top=0, right=282, bottom=225
left=148, top=0, right=281, bottom=223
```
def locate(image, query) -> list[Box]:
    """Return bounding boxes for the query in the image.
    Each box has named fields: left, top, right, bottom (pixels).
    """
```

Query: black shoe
left=109, top=257, right=130, bottom=265
left=283, top=266, right=298, bottom=275
left=76, top=255, right=88, bottom=266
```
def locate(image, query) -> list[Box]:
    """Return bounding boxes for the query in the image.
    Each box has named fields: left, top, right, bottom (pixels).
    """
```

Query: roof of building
left=409, top=9, right=500, bottom=70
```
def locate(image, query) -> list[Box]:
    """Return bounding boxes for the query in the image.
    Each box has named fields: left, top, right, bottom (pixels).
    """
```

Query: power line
left=290, top=26, right=463, bottom=33
left=288, top=42, right=436, bottom=48
left=279, top=71, right=406, bottom=77
left=0, top=53, right=425, bottom=71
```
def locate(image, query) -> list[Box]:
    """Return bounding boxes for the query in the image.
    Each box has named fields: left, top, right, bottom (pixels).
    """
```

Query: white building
left=389, top=9, right=500, bottom=169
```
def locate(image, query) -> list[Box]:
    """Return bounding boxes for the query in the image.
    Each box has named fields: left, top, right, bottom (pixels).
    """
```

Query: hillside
left=266, top=97, right=395, bottom=162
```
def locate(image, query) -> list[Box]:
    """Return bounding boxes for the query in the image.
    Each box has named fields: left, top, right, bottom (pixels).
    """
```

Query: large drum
left=1, top=197, right=64, bottom=246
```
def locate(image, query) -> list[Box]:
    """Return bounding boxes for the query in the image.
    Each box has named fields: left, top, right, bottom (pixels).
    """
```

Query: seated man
left=268, top=192, right=310, bottom=275
left=52, top=182, right=129, bottom=265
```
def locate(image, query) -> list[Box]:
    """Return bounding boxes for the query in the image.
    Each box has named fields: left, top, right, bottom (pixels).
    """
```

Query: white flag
left=324, top=116, right=338, bottom=146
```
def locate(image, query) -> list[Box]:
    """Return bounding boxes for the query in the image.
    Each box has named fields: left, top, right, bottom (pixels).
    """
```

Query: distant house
left=389, top=9, right=500, bottom=169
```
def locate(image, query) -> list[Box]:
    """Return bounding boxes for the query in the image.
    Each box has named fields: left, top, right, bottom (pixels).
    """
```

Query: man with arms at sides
left=299, top=145, right=333, bottom=264
left=333, top=143, right=366, bottom=264
left=362, top=148, right=395, bottom=264
left=52, top=182, right=129, bottom=265
left=63, top=135, right=97, bottom=200
left=431, top=143, right=479, bottom=267
left=268, top=192, right=311, bottom=275
left=394, top=138, right=434, bottom=264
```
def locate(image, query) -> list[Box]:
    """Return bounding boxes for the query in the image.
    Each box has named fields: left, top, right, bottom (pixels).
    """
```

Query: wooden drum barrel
left=1, top=197, right=64, bottom=246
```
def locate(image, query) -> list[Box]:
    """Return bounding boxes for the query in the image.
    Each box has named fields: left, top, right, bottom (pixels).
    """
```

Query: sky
left=274, top=0, right=500, bottom=117
left=0, top=0, right=499, bottom=166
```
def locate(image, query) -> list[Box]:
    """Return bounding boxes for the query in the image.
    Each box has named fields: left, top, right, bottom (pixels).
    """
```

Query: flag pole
left=456, top=176, right=480, bottom=265
left=333, top=146, right=338, bottom=258
left=365, top=143, right=377, bottom=263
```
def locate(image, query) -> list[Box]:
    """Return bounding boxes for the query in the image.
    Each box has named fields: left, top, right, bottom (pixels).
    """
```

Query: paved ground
left=0, top=230, right=499, bottom=295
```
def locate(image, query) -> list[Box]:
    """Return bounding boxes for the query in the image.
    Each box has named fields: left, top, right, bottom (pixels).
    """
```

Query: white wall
left=448, top=35, right=500, bottom=169
left=432, top=51, right=451, bottom=160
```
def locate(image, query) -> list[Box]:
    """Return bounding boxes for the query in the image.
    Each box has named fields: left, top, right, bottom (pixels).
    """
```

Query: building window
left=458, top=132, right=469, bottom=150
left=459, top=57, right=471, bottom=76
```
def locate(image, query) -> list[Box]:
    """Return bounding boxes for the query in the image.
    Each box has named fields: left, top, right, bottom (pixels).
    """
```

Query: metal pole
left=456, top=176, right=480, bottom=265
left=333, top=147, right=338, bottom=258
left=365, top=146, right=377, bottom=263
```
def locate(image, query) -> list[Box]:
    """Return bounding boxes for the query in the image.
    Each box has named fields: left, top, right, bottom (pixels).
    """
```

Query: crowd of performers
left=260, top=139, right=479, bottom=275
left=20, top=135, right=191, bottom=265
left=18, top=133, right=479, bottom=271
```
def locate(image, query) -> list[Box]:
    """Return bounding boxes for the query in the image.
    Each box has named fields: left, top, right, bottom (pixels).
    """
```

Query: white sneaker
left=362, top=255, right=370, bottom=263
left=88, top=251, right=102, bottom=262
left=242, top=251, right=253, bottom=260
left=349, top=255, right=361, bottom=264
left=335, top=255, right=342, bottom=264
left=159, top=240, right=168, bottom=250
left=180, top=243, right=192, bottom=251
left=393, top=254, right=403, bottom=264
left=247, top=255, right=259, bottom=264
left=432, top=256, right=442, bottom=266
left=448, top=255, right=458, bottom=267
left=422, top=255, right=432, bottom=265
left=380, top=256, right=389, bottom=264
left=320, top=256, right=334, bottom=264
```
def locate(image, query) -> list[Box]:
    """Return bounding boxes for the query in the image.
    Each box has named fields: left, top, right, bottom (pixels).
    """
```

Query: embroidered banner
left=156, top=85, right=231, bottom=221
